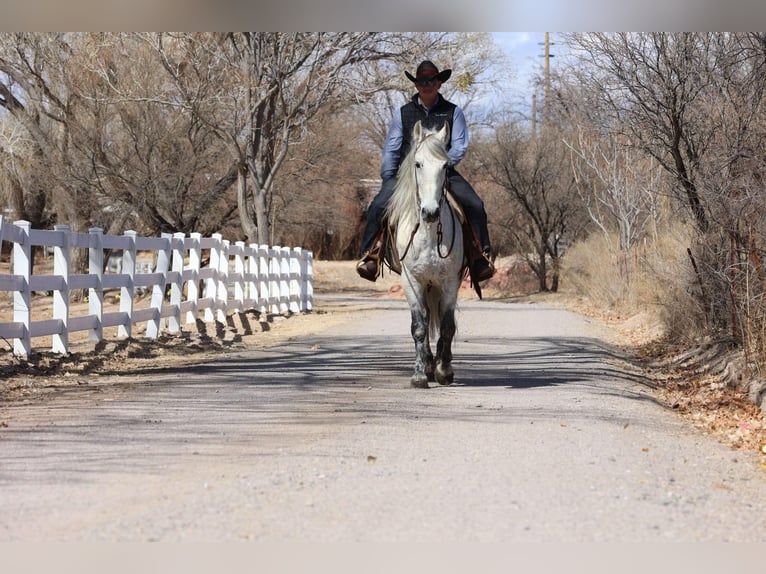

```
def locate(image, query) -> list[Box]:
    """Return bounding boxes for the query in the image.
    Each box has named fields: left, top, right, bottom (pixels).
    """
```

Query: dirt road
left=1, top=295, right=765, bottom=542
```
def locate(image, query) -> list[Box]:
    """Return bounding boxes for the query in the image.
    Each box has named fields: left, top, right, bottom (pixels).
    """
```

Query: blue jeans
left=360, top=168, right=490, bottom=256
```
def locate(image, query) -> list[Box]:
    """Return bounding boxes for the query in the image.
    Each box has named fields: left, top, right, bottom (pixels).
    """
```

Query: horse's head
left=412, top=121, right=450, bottom=224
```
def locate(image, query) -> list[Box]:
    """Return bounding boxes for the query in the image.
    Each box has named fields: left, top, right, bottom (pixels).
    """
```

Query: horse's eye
left=415, top=162, right=421, bottom=169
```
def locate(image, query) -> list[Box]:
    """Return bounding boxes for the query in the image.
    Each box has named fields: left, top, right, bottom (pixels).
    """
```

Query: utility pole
left=544, top=32, right=551, bottom=124
left=538, top=32, right=555, bottom=128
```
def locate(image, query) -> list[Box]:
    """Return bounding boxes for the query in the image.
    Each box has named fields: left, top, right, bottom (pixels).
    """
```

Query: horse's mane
left=385, top=129, right=450, bottom=232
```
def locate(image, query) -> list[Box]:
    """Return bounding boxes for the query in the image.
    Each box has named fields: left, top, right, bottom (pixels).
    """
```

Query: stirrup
left=356, top=228, right=388, bottom=282
left=356, top=255, right=380, bottom=282
left=471, top=254, right=496, bottom=283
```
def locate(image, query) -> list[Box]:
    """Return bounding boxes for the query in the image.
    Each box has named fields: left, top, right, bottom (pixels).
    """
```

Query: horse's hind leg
left=410, top=307, right=433, bottom=388
left=435, top=306, right=456, bottom=385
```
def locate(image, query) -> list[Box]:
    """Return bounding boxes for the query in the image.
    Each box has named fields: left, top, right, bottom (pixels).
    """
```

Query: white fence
left=0, top=217, right=313, bottom=357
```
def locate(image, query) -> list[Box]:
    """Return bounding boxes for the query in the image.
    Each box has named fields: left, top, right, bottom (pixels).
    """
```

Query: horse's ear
left=413, top=120, right=423, bottom=142
left=438, top=122, right=450, bottom=144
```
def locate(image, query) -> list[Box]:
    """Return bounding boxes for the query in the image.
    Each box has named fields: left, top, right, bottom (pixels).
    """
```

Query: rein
left=398, top=177, right=457, bottom=263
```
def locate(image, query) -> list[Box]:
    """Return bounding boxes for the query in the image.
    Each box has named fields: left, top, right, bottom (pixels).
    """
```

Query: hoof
left=426, top=358, right=436, bottom=382
left=435, top=365, right=454, bottom=385
left=410, top=373, right=430, bottom=388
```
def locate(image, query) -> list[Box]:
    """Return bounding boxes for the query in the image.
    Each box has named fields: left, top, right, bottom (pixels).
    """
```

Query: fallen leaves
left=654, top=371, right=766, bottom=454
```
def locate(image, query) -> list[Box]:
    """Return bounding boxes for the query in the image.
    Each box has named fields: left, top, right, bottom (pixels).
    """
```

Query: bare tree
left=269, top=106, right=378, bottom=258
left=565, top=33, right=716, bottom=233
left=148, top=32, right=411, bottom=246
left=0, top=116, right=52, bottom=231
left=560, top=32, right=766, bottom=369
left=484, top=122, right=581, bottom=292
left=0, top=33, right=92, bottom=235
left=563, top=100, right=662, bottom=292
left=0, top=33, right=240, bottom=239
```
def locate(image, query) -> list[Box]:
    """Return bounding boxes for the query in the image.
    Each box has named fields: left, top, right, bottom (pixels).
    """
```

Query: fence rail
left=0, top=217, right=313, bottom=357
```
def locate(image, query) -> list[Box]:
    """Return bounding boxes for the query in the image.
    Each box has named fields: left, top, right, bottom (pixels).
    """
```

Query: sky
left=491, top=32, right=547, bottom=92
left=486, top=32, right=558, bottom=116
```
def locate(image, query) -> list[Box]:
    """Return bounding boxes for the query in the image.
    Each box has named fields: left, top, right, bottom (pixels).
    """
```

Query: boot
left=356, top=231, right=385, bottom=282
left=471, top=249, right=496, bottom=283
left=462, top=218, right=495, bottom=283
left=356, top=256, right=379, bottom=281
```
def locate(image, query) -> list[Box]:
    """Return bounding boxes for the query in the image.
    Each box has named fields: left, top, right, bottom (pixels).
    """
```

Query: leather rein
left=398, top=169, right=457, bottom=263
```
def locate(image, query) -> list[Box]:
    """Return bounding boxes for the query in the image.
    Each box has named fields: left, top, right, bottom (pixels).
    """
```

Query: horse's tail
left=426, top=288, right=441, bottom=340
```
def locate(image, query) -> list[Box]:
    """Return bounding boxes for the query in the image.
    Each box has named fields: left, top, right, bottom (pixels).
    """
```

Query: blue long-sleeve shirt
left=380, top=95, right=469, bottom=180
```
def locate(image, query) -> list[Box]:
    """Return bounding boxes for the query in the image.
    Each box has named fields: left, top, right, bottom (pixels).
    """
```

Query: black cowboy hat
left=405, top=60, right=452, bottom=84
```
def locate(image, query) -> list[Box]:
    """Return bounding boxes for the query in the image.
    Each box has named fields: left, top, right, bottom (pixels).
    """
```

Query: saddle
left=374, top=191, right=489, bottom=299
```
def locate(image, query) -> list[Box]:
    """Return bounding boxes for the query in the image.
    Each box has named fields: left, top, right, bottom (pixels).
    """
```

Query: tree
left=268, top=107, right=378, bottom=258
left=484, top=122, right=581, bottom=292
left=560, top=32, right=766, bottom=362
left=0, top=33, right=92, bottom=236
left=0, top=33, right=241, bottom=239
left=149, top=32, right=412, bottom=246
left=560, top=79, right=662, bottom=291
left=565, top=33, right=715, bottom=233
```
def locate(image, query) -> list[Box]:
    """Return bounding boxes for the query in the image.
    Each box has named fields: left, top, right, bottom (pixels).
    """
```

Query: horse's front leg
left=435, top=305, right=456, bottom=385
left=410, top=307, right=433, bottom=388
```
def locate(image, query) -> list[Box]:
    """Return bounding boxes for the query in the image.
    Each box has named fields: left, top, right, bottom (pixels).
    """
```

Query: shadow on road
left=0, top=325, right=660, bottom=487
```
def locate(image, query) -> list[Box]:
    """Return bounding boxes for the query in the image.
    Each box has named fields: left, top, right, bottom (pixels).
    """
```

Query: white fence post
left=258, top=244, right=269, bottom=315
left=217, top=238, right=229, bottom=322
left=246, top=243, right=258, bottom=307
left=269, top=246, right=281, bottom=315
left=204, top=234, right=220, bottom=322
left=303, top=249, right=314, bottom=312
left=234, top=241, right=246, bottom=310
left=186, top=232, right=201, bottom=324
left=146, top=233, right=171, bottom=339
left=118, top=230, right=137, bottom=338
left=167, top=232, right=185, bottom=333
left=51, top=224, right=71, bottom=354
left=88, top=227, right=104, bottom=343
left=289, top=247, right=302, bottom=314
left=12, top=220, right=32, bottom=356
left=279, top=247, right=291, bottom=314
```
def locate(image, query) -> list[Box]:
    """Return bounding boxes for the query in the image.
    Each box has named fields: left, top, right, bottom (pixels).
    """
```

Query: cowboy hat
left=405, top=60, right=452, bottom=84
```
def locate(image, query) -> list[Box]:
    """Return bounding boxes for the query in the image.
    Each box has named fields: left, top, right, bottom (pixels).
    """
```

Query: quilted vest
left=398, top=94, right=456, bottom=165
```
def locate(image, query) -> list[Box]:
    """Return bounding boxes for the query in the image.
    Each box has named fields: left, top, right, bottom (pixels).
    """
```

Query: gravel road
left=1, top=296, right=765, bottom=542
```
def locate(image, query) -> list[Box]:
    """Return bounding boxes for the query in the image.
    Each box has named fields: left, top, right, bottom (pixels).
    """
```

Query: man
left=356, top=60, right=495, bottom=283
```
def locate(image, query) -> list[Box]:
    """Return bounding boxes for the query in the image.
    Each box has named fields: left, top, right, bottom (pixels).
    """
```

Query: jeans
left=360, top=168, right=490, bottom=256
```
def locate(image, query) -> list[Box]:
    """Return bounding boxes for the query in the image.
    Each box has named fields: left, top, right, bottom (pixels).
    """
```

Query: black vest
left=398, top=94, right=456, bottom=165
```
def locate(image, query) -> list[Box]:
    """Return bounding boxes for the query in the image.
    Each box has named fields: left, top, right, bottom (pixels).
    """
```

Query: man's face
left=416, top=78, right=441, bottom=98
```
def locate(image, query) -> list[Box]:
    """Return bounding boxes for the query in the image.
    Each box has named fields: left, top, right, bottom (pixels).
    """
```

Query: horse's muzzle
left=421, top=207, right=440, bottom=223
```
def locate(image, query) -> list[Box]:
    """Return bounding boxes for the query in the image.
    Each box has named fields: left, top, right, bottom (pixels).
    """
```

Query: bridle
left=398, top=153, right=457, bottom=262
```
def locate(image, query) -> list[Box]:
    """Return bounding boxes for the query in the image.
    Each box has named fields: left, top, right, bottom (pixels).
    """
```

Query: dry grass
left=561, top=225, right=766, bottom=459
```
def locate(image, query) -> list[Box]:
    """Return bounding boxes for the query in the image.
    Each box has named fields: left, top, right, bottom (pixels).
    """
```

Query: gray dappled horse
left=386, top=121, right=464, bottom=388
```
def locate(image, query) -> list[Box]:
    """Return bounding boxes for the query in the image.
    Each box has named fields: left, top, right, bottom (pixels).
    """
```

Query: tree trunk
left=550, top=256, right=560, bottom=292
left=253, top=186, right=270, bottom=246
left=537, top=246, right=549, bottom=292
left=236, top=164, right=258, bottom=243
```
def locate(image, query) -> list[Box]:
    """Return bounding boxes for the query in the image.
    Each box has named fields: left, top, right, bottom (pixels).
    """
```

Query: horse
left=386, top=120, right=464, bottom=388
